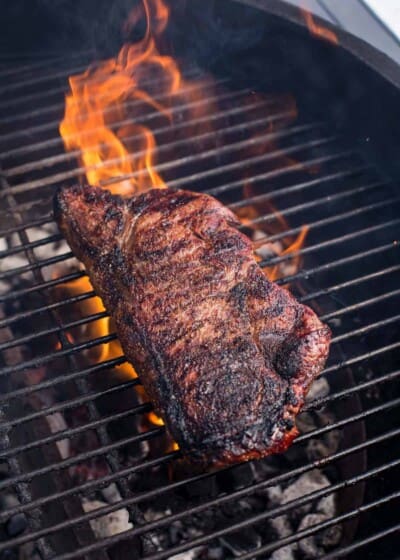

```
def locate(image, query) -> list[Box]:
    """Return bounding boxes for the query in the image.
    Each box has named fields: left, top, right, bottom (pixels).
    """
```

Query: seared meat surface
left=55, top=185, right=331, bottom=468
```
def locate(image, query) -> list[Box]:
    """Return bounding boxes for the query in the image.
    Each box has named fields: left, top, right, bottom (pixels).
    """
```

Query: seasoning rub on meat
left=55, top=185, right=331, bottom=468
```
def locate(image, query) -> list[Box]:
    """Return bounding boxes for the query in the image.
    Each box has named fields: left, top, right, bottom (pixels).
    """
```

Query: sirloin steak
left=55, top=185, right=331, bottom=468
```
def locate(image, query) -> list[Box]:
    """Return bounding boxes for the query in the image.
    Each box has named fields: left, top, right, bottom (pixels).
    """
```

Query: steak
left=54, top=184, right=331, bottom=468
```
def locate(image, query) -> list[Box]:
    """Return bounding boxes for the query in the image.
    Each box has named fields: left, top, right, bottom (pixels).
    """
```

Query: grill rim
left=1, top=22, right=400, bottom=556
left=234, top=0, right=400, bottom=89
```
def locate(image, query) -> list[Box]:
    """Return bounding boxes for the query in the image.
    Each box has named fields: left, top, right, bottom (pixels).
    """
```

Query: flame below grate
left=0, top=3, right=399, bottom=559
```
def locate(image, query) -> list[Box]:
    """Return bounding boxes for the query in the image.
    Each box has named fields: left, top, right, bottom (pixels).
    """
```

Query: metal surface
left=0, top=49, right=399, bottom=560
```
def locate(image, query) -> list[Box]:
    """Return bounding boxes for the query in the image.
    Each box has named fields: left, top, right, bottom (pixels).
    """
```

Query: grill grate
left=0, top=51, right=399, bottom=560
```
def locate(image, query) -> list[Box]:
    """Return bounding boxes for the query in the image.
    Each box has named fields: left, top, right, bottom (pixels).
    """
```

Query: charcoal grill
left=0, top=1, right=399, bottom=559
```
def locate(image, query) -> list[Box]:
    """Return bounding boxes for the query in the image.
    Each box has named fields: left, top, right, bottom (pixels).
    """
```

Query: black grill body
left=0, top=1, right=399, bottom=559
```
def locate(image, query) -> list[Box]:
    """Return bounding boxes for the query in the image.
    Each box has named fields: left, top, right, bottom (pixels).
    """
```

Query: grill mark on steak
left=54, top=184, right=331, bottom=468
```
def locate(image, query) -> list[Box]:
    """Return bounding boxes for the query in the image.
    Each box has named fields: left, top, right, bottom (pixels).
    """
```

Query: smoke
left=0, top=0, right=265, bottom=62
left=166, top=0, right=266, bottom=69
left=1, top=0, right=141, bottom=56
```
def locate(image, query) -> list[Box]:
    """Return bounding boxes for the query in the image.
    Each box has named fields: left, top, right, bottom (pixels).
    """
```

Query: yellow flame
left=59, top=0, right=179, bottom=195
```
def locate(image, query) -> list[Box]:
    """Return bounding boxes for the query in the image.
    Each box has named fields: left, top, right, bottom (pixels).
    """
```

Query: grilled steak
left=54, top=185, right=331, bottom=468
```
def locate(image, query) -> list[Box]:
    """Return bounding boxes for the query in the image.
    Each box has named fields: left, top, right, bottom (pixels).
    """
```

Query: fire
left=54, top=274, right=174, bottom=441
left=263, top=224, right=309, bottom=282
left=301, top=6, right=338, bottom=45
left=54, top=275, right=135, bottom=374
left=237, top=184, right=309, bottom=282
left=59, top=0, right=178, bottom=194
left=57, top=0, right=309, bottom=452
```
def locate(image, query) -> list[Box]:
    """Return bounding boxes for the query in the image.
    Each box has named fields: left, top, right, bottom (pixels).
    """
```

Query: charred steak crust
left=54, top=185, right=331, bottom=468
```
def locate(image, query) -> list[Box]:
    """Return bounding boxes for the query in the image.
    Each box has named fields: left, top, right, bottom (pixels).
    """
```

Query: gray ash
left=0, top=226, right=361, bottom=560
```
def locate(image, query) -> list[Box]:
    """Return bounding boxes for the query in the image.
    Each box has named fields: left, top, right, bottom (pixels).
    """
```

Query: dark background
left=1, top=2, right=399, bottom=558
left=1, top=0, right=135, bottom=56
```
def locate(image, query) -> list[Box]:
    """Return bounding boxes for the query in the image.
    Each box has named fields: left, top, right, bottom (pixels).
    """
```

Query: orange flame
left=57, top=0, right=308, bottom=450
left=54, top=274, right=179, bottom=447
left=263, top=224, right=309, bottom=282
left=238, top=187, right=309, bottom=283
left=59, top=0, right=179, bottom=194
left=301, top=6, right=338, bottom=45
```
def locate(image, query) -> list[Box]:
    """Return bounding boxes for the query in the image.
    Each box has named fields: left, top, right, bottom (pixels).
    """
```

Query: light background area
left=364, top=0, right=400, bottom=40
left=283, top=0, right=400, bottom=63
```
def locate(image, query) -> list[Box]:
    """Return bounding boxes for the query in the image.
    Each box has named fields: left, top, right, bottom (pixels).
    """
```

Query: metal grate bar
left=0, top=150, right=357, bottom=256
left=2, top=151, right=355, bottom=219
left=0, top=64, right=200, bottom=113
left=236, top=492, right=400, bottom=560
left=298, top=397, right=400, bottom=444
left=0, top=57, right=84, bottom=80
left=0, top=309, right=108, bottom=352
left=0, top=388, right=397, bottom=520
left=304, top=367, right=400, bottom=411
left=323, top=341, right=400, bottom=375
left=5, top=455, right=400, bottom=556
left=271, top=241, right=398, bottom=285
left=0, top=404, right=395, bottom=538
left=66, top=105, right=289, bottom=174
left=3, top=105, right=290, bottom=187
left=0, top=144, right=352, bottom=219
left=1, top=175, right=120, bottom=559
left=0, top=269, right=86, bottom=302
left=0, top=331, right=117, bottom=376
left=0, top=244, right=398, bottom=354
left=0, top=291, right=395, bottom=378
left=0, top=197, right=50, bottom=218
left=0, top=51, right=95, bottom=84
left=0, top=64, right=203, bottom=127
left=0, top=452, right=177, bottom=523
left=3, top=85, right=259, bottom=174
left=3, top=306, right=395, bottom=404
left=0, top=355, right=125, bottom=404
left=0, top=406, right=398, bottom=554
left=0, top=78, right=75, bottom=113
left=0, top=251, right=75, bottom=282
left=0, top=289, right=97, bottom=330
left=24, top=429, right=400, bottom=560
left=2, top=261, right=398, bottom=356
left=321, top=523, right=400, bottom=560
left=1, top=182, right=395, bottom=282
left=3, top=345, right=400, bottom=441
left=3, top=365, right=394, bottom=473
left=322, top=288, right=400, bottom=320
left=245, top=180, right=389, bottom=229
left=0, top=171, right=58, bottom=559
left=0, top=122, right=322, bottom=198
left=1, top=349, right=397, bottom=461
left=224, top=163, right=370, bottom=202
left=111, top=130, right=331, bottom=191
left=0, top=402, right=154, bottom=460
left=301, top=264, right=400, bottom=303
left=1, top=64, right=95, bottom=96
left=1, top=380, right=397, bottom=493
left=331, top=314, right=400, bottom=344
left=0, top=435, right=177, bottom=494
left=0, top=232, right=62, bottom=259
left=0, top=191, right=390, bottom=294
left=0, top=405, right=54, bottom=559
left=261, top=194, right=399, bottom=248
left=0, top=344, right=398, bottom=457
left=0, top=73, right=209, bottom=161
left=0, top=215, right=54, bottom=237
left=262, top=216, right=400, bottom=267
left=0, top=70, right=220, bottom=144
left=0, top=377, right=139, bottom=430
left=1, top=187, right=395, bottom=286
left=2, top=257, right=392, bottom=336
